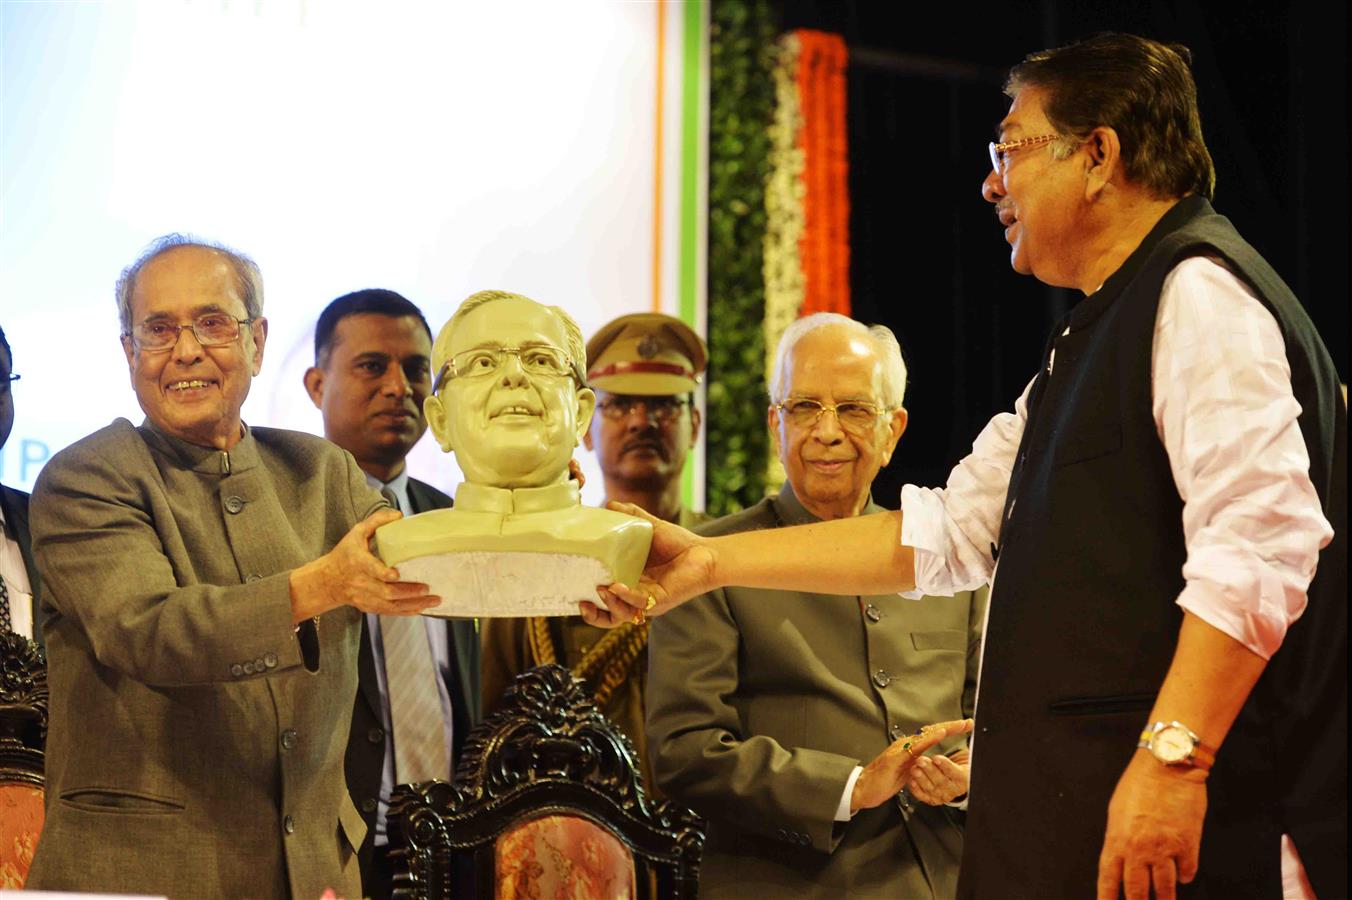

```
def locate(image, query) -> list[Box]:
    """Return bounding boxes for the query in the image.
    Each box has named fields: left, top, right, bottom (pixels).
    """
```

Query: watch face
left=1154, top=726, right=1194, bottom=763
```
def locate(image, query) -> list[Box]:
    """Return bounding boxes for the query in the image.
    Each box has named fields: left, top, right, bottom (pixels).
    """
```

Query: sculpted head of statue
left=425, top=290, right=595, bottom=490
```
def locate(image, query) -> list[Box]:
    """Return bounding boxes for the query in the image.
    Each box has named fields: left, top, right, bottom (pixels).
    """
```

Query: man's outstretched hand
left=581, top=501, right=717, bottom=628
left=851, top=719, right=974, bottom=813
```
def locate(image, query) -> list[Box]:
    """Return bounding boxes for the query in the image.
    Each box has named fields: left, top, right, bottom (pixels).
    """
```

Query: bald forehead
left=787, top=326, right=885, bottom=393
left=793, top=325, right=880, bottom=364
left=132, top=245, right=246, bottom=316
left=141, top=244, right=233, bottom=278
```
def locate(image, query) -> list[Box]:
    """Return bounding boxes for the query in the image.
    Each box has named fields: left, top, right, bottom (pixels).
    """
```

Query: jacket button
left=864, top=604, right=882, bottom=622
left=872, top=669, right=892, bottom=689
left=776, top=828, right=787, bottom=841
left=283, top=814, right=295, bottom=834
left=224, top=495, right=246, bottom=514
left=280, top=729, right=297, bottom=751
left=368, top=727, right=385, bottom=744
left=360, top=797, right=378, bottom=814
left=230, top=664, right=244, bottom=677
left=799, top=833, right=810, bottom=846
left=264, top=653, right=278, bottom=668
left=889, top=724, right=905, bottom=741
left=245, top=573, right=262, bottom=583
left=242, top=662, right=255, bottom=675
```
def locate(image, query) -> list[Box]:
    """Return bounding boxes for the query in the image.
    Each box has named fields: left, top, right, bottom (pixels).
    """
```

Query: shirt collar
left=454, top=480, right=580, bottom=515
left=771, top=480, right=882, bottom=526
left=367, top=469, right=411, bottom=513
left=138, top=418, right=259, bottom=476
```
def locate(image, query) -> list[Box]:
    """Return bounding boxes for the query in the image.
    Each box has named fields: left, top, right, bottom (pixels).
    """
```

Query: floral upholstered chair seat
left=0, top=782, right=44, bottom=888
left=496, top=813, right=635, bottom=900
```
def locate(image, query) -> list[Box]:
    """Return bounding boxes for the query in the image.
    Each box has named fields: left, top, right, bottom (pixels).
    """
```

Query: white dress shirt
left=899, top=256, right=1331, bottom=895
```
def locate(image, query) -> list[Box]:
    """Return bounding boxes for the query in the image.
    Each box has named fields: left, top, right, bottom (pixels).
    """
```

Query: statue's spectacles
left=432, top=344, right=584, bottom=394
left=596, top=396, right=688, bottom=423
left=773, top=398, right=889, bottom=433
left=124, top=314, right=256, bottom=352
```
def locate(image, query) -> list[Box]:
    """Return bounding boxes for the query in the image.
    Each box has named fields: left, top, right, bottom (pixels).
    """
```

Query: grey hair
left=434, top=289, right=586, bottom=376
left=115, top=233, right=264, bottom=334
left=769, top=312, right=907, bottom=408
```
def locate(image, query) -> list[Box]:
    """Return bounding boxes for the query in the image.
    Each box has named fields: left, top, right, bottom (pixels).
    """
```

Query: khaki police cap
left=586, top=313, right=707, bottom=395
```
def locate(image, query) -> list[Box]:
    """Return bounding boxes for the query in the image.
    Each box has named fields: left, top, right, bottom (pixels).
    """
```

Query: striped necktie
left=0, top=573, right=11, bottom=632
left=378, top=487, right=448, bottom=783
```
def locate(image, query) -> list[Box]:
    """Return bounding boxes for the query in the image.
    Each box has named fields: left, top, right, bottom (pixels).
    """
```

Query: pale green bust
left=374, top=290, right=652, bottom=617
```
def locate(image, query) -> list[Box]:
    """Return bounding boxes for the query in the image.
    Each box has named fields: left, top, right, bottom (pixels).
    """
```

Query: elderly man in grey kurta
left=27, top=235, right=437, bottom=899
left=647, top=314, right=985, bottom=898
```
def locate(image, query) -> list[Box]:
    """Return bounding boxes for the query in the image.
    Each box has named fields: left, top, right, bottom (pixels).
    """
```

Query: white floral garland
left=762, top=31, right=805, bottom=492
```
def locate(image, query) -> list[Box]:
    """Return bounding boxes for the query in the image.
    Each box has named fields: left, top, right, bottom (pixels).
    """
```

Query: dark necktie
left=0, top=572, right=11, bottom=632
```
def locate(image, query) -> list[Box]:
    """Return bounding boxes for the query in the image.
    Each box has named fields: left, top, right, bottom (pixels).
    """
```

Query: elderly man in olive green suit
left=27, top=236, right=436, bottom=899
left=647, top=314, right=985, bottom=898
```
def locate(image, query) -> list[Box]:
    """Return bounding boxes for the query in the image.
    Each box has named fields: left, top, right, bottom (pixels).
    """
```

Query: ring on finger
left=645, top=593, right=657, bottom=612
left=633, top=611, right=646, bottom=626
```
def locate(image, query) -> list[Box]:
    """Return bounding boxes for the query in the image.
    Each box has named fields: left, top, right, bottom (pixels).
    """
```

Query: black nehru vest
left=957, top=197, right=1346, bottom=899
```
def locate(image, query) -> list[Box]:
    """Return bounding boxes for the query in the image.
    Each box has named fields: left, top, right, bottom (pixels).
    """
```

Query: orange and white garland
left=763, top=29, right=851, bottom=489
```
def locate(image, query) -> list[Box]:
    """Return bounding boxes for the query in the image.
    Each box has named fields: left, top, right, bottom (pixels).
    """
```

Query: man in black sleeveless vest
left=584, top=30, right=1345, bottom=900
left=944, top=32, right=1346, bottom=900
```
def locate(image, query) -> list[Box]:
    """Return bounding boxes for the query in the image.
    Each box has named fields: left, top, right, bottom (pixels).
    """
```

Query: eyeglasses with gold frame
left=988, top=133, right=1062, bottom=176
left=773, top=398, right=890, bottom=434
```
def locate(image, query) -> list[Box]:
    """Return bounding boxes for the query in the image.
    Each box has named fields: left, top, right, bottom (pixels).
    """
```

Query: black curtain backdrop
left=774, top=0, right=1348, bottom=507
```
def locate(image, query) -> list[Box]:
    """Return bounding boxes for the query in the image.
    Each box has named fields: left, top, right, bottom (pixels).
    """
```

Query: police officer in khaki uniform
left=479, top=313, right=708, bottom=791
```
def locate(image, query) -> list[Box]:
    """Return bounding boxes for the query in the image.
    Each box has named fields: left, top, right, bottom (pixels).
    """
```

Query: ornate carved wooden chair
left=0, top=632, right=47, bottom=889
left=388, top=664, right=704, bottom=899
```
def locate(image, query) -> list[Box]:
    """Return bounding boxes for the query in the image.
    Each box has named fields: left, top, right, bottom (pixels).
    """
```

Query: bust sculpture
left=374, top=290, right=653, bottom=617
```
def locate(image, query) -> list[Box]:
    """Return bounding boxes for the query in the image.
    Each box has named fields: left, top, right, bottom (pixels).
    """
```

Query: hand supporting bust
left=583, top=501, right=714, bottom=627
left=582, top=500, right=915, bottom=628
left=289, top=507, right=439, bottom=623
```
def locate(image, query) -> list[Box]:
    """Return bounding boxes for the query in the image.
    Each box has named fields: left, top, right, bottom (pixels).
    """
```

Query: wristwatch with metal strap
left=1137, top=720, right=1216, bottom=770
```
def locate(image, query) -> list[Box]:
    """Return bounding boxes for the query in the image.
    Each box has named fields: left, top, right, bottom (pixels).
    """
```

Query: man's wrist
left=288, top=560, right=331, bottom=624
left=703, top=536, right=723, bottom=595
left=838, top=766, right=864, bottom=821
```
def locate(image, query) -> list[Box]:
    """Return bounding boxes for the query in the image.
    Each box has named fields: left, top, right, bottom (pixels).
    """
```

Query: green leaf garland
left=707, top=0, right=778, bottom=516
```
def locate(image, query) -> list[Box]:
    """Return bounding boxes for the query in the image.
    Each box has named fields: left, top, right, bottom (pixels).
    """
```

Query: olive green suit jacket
left=28, top=419, right=381, bottom=899
left=647, top=486, right=986, bottom=899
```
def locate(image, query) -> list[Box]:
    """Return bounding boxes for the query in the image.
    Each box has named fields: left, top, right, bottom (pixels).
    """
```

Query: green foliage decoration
left=706, top=0, right=777, bottom=516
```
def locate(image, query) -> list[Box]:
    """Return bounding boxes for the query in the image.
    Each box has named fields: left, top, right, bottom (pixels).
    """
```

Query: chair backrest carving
left=0, top=632, right=48, bottom=888
left=0, top=632, right=46, bottom=785
left=388, top=663, right=703, bottom=899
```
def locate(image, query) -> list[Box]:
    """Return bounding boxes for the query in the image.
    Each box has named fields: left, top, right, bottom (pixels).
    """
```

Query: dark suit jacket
left=0, top=482, right=42, bottom=651
left=345, top=476, right=481, bottom=882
